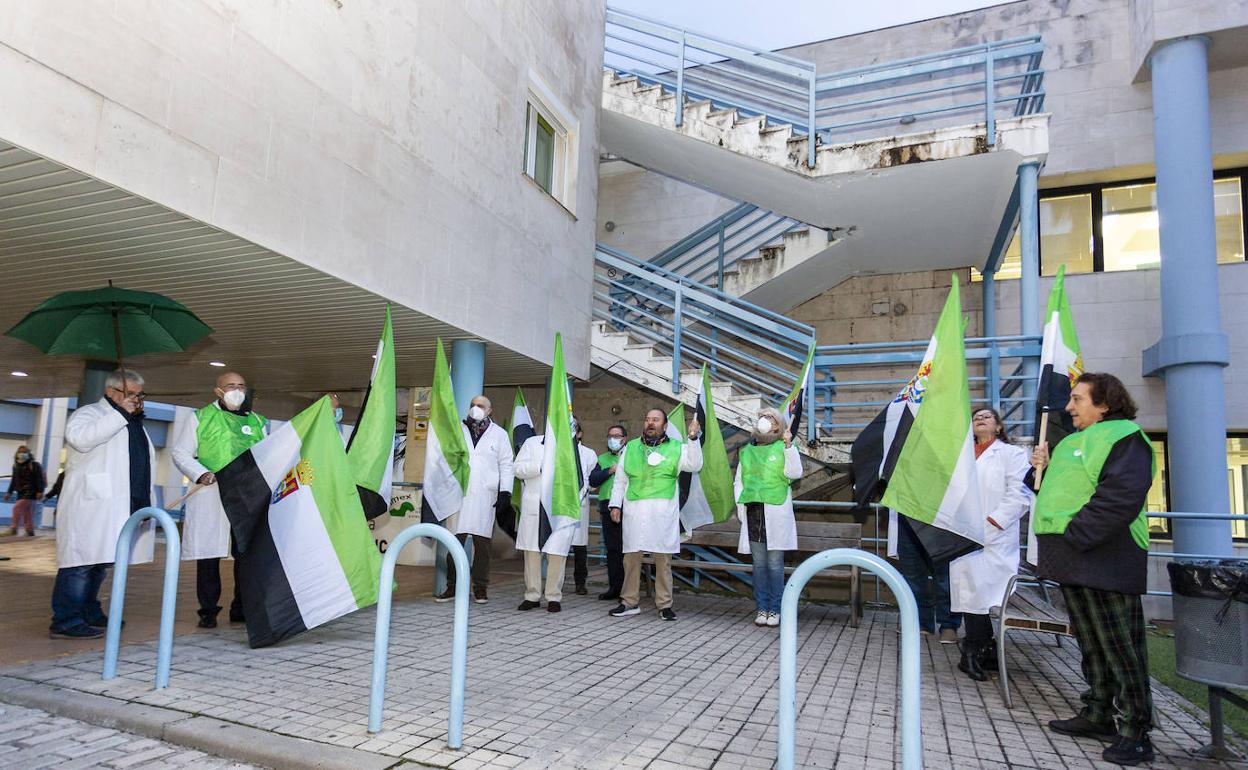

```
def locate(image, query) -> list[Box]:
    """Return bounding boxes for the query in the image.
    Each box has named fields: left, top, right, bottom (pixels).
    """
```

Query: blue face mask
left=607, top=437, right=623, bottom=452
left=333, top=407, right=344, bottom=423
left=16, top=452, right=30, bottom=462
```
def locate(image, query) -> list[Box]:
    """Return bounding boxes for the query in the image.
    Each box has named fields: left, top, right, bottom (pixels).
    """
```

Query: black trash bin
left=1167, top=560, right=1248, bottom=688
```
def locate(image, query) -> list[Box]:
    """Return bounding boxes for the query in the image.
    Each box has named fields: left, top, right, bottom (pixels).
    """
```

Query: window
left=1230, top=437, right=1248, bottom=540
left=974, top=171, right=1246, bottom=279
left=522, top=71, right=579, bottom=213
left=1142, top=434, right=1247, bottom=542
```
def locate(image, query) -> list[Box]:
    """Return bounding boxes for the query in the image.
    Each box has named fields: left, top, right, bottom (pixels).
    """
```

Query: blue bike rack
left=368, top=524, right=470, bottom=746
left=778, top=549, right=922, bottom=770
left=102, top=507, right=181, bottom=689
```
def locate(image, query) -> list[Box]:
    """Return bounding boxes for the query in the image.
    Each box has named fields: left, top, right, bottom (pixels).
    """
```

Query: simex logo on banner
left=367, top=488, right=436, bottom=566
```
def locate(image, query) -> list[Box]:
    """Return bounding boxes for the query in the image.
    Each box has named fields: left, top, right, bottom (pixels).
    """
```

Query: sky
left=609, top=0, right=1014, bottom=51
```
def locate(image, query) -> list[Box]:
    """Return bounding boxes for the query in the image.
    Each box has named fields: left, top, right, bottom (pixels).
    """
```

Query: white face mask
left=221, top=389, right=246, bottom=409
left=756, top=416, right=775, bottom=434
left=607, top=437, right=623, bottom=452
left=468, top=405, right=486, bottom=421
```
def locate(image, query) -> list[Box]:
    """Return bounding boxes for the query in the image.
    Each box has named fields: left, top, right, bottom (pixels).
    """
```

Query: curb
left=0, top=675, right=408, bottom=770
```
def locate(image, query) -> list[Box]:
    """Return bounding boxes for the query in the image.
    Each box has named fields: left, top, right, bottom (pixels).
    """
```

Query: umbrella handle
left=112, top=301, right=125, bottom=369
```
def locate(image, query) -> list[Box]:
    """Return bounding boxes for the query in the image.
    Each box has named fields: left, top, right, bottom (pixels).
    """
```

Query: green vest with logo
left=622, top=438, right=682, bottom=501
left=1033, top=419, right=1154, bottom=550
left=596, top=451, right=620, bottom=500
left=737, top=441, right=792, bottom=505
left=195, top=405, right=268, bottom=472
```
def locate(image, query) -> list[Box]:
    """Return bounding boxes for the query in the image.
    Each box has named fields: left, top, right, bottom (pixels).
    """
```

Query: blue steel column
left=983, top=269, right=1002, bottom=412
left=1145, top=37, right=1233, bottom=557
left=1017, top=160, right=1041, bottom=427
left=442, top=339, right=487, bottom=592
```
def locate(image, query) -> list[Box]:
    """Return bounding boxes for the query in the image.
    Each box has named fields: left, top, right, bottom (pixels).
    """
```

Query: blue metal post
left=778, top=549, right=921, bottom=770
left=102, top=507, right=180, bottom=689
left=805, top=361, right=815, bottom=444
left=675, top=32, right=686, bottom=127
left=1144, top=37, right=1233, bottom=557
left=369, top=524, right=470, bottom=743
left=1017, top=160, right=1041, bottom=428
left=984, top=49, right=997, bottom=146
left=807, top=71, right=817, bottom=168
left=983, top=270, right=1002, bottom=411
left=445, top=339, right=486, bottom=594
left=671, top=287, right=683, bottom=394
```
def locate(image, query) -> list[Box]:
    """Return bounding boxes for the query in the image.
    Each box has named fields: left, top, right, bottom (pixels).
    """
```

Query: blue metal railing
left=605, top=6, right=1046, bottom=168
left=596, top=244, right=815, bottom=403
left=102, top=507, right=180, bottom=690
left=814, top=334, right=1042, bottom=439
left=648, top=202, right=806, bottom=287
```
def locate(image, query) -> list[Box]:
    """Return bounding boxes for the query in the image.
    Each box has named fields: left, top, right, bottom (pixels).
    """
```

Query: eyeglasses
left=109, top=386, right=147, bottom=400
left=219, top=384, right=247, bottom=392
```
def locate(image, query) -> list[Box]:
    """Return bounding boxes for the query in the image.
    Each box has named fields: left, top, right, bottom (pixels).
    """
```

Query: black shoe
left=547, top=601, right=561, bottom=613
left=517, top=600, right=540, bottom=611
left=598, top=591, right=620, bottom=601
left=659, top=608, right=676, bottom=622
left=86, top=616, right=117, bottom=629
left=49, top=625, right=103, bottom=640
left=1102, top=736, right=1154, bottom=766
left=473, top=588, right=488, bottom=605
left=978, top=638, right=999, bottom=672
left=958, top=640, right=990, bottom=682
left=609, top=603, right=639, bottom=617
left=1048, top=714, right=1117, bottom=742
left=229, top=610, right=246, bottom=623
left=434, top=588, right=456, bottom=603
left=575, top=584, right=588, bottom=596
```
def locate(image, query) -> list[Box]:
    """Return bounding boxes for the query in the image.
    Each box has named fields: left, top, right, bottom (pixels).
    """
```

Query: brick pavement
left=0, top=702, right=260, bottom=769
left=2, top=573, right=1245, bottom=769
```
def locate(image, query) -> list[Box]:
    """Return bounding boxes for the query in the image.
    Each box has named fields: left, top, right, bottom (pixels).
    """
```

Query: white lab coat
left=445, top=421, right=514, bottom=538
left=514, top=436, right=597, bottom=555
left=56, top=398, right=155, bottom=569
left=170, top=404, right=269, bottom=560
left=950, top=440, right=1033, bottom=614
left=733, top=443, right=803, bottom=554
left=607, top=439, right=704, bottom=554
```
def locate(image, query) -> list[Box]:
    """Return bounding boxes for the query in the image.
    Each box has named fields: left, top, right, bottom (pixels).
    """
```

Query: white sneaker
left=754, top=612, right=768, bottom=626
left=766, top=612, right=780, bottom=627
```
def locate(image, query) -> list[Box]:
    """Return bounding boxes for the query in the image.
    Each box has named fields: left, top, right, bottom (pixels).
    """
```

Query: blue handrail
left=102, top=507, right=180, bottom=690
left=605, top=5, right=1045, bottom=167
left=368, top=524, right=470, bottom=743
left=778, top=549, right=921, bottom=770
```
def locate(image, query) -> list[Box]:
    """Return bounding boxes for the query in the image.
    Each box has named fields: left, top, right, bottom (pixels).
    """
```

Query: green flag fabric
left=679, top=364, right=735, bottom=531
left=421, top=338, right=470, bottom=522
left=540, top=333, right=581, bottom=528
left=346, top=306, right=395, bottom=519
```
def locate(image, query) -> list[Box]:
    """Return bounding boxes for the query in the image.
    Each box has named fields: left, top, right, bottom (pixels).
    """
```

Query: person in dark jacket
left=588, top=425, right=627, bottom=600
left=5, top=445, right=46, bottom=536
left=1030, top=372, right=1156, bottom=766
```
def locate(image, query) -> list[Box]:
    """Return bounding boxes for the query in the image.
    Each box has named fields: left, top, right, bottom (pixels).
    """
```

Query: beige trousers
left=523, top=551, right=567, bottom=603
left=621, top=551, right=673, bottom=610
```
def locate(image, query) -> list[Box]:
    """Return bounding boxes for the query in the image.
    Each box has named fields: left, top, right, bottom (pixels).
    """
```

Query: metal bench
left=993, top=572, right=1074, bottom=708
left=640, top=520, right=864, bottom=627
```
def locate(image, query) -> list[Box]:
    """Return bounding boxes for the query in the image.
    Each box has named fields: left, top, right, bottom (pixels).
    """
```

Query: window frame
left=522, top=70, right=580, bottom=215
left=1142, top=432, right=1248, bottom=544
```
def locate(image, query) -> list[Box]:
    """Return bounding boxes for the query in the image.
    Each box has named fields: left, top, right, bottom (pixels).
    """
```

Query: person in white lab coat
left=734, top=408, right=803, bottom=628
left=607, top=408, right=702, bottom=621
left=513, top=419, right=599, bottom=612
left=50, top=369, right=156, bottom=639
left=171, top=372, right=268, bottom=628
left=434, top=395, right=514, bottom=604
left=950, top=407, right=1032, bottom=681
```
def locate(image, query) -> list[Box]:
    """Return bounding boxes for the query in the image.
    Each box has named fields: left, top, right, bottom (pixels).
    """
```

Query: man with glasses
left=50, top=369, right=156, bottom=639
left=172, top=371, right=268, bottom=628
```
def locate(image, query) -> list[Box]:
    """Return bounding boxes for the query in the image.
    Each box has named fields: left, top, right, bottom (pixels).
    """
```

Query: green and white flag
left=879, top=277, right=984, bottom=563
left=540, top=333, right=581, bottom=536
left=346, top=306, right=395, bottom=520
left=217, top=397, right=382, bottom=648
left=421, top=338, right=470, bottom=523
left=678, top=365, right=735, bottom=532
left=507, top=387, right=535, bottom=501
left=1036, top=264, right=1084, bottom=447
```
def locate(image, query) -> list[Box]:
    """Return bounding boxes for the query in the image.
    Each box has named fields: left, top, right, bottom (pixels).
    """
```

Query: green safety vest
left=622, top=437, right=682, bottom=501
left=596, top=451, right=620, bottom=500
left=196, top=405, right=268, bottom=472
left=1033, top=419, right=1154, bottom=550
left=737, top=441, right=792, bottom=505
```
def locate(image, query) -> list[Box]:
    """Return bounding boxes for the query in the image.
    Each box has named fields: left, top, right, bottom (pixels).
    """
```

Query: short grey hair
left=105, top=369, right=145, bottom=389
left=752, top=407, right=785, bottom=442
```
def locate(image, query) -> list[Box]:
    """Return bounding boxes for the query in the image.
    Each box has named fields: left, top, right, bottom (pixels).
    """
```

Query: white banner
left=367, top=487, right=435, bottom=566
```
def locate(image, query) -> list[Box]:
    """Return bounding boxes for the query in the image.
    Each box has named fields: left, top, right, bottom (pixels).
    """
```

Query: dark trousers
left=571, top=545, right=588, bottom=588
left=50, top=563, right=109, bottom=632
left=196, top=557, right=243, bottom=619
left=1062, top=584, right=1154, bottom=738
left=896, top=518, right=960, bottom=632
left=599, top=503, right=623, bottom=596
left=964, top=613, right=993, bottom=644
left=445, top=533, right=491, bottom=590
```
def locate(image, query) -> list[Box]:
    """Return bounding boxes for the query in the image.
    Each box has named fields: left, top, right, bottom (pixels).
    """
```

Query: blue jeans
left=749, top=542, right=786, bottom=613
left=896, top=519, right=960, bottom=633
left=51, top=563, right=109, bottom=632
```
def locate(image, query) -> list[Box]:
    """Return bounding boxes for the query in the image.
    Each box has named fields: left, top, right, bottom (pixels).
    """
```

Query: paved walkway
left=0, top=702, right=258, bottom=769
left=2, top=537, right=1244, bottom=769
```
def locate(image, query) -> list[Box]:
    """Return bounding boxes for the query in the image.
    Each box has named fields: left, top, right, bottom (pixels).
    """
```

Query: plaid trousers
left=1061, top=584, right=1155, bottom=738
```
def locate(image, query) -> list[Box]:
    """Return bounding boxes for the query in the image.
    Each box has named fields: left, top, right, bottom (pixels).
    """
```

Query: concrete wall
left=595, top=162, right=736, bottom=260
left=0, top=0, right=605, bottom=377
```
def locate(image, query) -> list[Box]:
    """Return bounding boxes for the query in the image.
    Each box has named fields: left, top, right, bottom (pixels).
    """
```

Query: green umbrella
left=5, top=283, right=213, bottom=365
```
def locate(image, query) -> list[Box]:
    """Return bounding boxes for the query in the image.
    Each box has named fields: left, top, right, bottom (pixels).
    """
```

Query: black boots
left=958, top=639, right=990, bottom=682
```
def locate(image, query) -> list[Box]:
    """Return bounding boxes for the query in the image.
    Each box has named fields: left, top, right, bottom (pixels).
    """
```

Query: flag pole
left=165, top=483, right=205, bottom=511
left=1034, top=407, right=1050, bottom=487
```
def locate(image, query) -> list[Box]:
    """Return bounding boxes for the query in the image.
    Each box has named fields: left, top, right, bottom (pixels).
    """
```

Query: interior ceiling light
left=209, top=361, right=227, bottom=367
left=11, top=371, right=29, bottom=377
